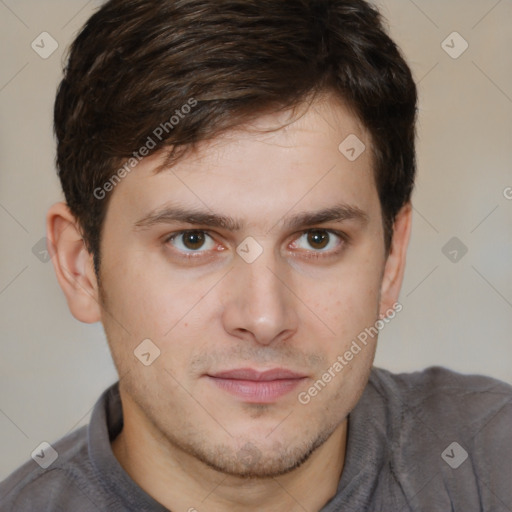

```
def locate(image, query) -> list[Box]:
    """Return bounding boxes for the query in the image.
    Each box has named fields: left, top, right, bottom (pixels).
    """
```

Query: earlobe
left=379, top=202, right=412, bottom=317
left=46, top=202, right=102, bottom=324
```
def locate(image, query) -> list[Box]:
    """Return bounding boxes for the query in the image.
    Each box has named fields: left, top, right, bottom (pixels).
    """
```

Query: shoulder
left=370, top=364, right=512, bottom=393
left=0, top=426, right=104, bottom=511
left=368, top=366, right=512, bottom=510
left=368, top=365, right=512, bottom=452
left=369, top=365, right=512, bottom=421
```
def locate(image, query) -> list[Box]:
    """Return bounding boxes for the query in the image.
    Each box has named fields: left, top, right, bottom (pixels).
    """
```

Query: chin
left=183, top=427, right=334, bottom=479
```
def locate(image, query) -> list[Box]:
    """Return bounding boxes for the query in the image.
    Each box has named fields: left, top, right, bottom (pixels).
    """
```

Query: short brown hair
left=54, top=0, right=417, bottom=276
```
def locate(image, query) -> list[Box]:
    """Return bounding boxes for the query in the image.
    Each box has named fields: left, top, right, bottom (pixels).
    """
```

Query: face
left=95, top=95, right=395, bottom=478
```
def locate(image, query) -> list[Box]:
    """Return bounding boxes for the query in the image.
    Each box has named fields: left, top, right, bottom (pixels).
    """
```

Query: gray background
left=0, top=0, right=511, bottom=478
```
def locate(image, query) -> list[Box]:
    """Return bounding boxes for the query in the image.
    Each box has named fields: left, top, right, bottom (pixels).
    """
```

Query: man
left=1, top=0, right=511, bottom=510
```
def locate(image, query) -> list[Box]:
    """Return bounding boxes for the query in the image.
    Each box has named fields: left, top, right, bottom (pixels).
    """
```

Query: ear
left=46, top=202, right=102, bottom=323
left=379, top=202, right=412, bottom=317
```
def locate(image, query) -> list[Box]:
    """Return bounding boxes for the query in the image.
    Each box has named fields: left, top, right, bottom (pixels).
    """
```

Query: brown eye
left=290, top=229, right=346, bottom=258
left=307, top=230, right=330, bottom=250
left=166, top=230, right=216, bottom=253
left=182, top=231, right=206, bottom=250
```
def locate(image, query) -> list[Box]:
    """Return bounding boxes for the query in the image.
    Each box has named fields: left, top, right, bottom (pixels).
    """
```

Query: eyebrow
left=133, top=202, right=369, bottom=232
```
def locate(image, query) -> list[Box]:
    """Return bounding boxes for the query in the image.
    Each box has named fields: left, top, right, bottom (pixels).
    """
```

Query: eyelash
left=163, top=229, right=349, bottom=261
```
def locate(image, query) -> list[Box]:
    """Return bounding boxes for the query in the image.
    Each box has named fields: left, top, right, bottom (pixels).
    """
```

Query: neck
left=112, top=399, right=347, bottom=512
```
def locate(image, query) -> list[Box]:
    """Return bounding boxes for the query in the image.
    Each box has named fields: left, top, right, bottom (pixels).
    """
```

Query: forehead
left=103, top=95, right=379, bottom=233
left=163, top=94, right=370, bottom=170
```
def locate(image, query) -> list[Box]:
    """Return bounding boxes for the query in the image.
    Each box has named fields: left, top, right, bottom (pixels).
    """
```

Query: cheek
left=302, top=260, right=382, bottom=332
left=100, top=250, right=199, bottom=337
left=100, top=267, right=199, bottom=385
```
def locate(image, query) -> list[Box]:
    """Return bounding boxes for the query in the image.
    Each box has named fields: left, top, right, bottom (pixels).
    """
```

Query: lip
left=206, top=368, right=307, bottom=403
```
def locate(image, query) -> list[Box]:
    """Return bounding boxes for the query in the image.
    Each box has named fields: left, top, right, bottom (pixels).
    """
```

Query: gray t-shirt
left=1, top=366, right=511, bottom=511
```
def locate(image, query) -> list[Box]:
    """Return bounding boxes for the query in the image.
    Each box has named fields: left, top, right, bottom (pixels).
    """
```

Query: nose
left=221, top=248, right=299, bottom=346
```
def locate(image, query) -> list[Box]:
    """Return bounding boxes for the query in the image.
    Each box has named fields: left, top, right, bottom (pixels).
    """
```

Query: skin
left=47, top=93, right=412, bottom=512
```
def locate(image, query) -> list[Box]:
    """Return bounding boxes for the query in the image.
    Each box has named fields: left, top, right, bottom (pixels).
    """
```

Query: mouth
left=206, top=368, right=308, bottom=403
